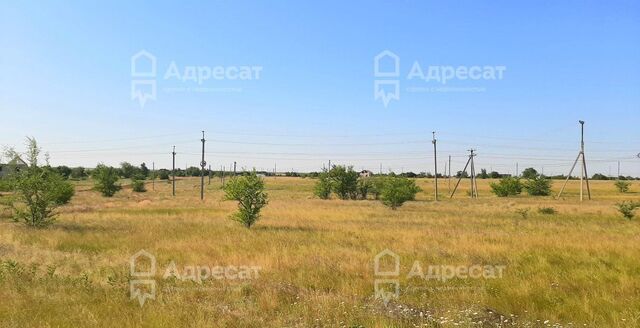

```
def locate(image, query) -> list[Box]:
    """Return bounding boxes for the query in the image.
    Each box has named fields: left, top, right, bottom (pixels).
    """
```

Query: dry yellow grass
left=0, top=177, right=639, bottom=327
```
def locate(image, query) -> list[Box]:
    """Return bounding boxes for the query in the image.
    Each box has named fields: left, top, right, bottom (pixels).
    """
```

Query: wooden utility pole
left=450, top=149, right=478, bottom=199
left=448, top=155, right=452, bottom=194
left=432, top=131, right=438, bottom=201
left=152, top=162, right=155, bottom=191
left=200, top=131, right=206, bottom=201
left=172, top=146, right=176, bottom=196
left=557, top=120, right=591, bottom=201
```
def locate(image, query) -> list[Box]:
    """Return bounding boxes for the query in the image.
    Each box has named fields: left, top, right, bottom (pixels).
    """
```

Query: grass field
left=1, top=177, right=639, bottom=327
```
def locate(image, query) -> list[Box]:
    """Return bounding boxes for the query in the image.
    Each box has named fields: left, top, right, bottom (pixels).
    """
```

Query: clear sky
left=1, top=0, right=639, bottom=176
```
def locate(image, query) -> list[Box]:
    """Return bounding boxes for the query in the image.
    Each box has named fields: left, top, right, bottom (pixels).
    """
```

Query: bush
left=490, top=177, right=522, bottom=197
left=223, top=172, right=268, bottom=228
left=131, top=179, right=146, bottom=192
left=538, top=207, right=557, bottom=215
left=93, top=164, right=121, bottom=197
left=357, top=178, right=374, bottom=200
left=329, top=166, right=359, bottom=200
left=521, top=168, right=538, bottom=179
left=157, top=169, right=170, bottom=180
left=4, top=138, right=74, bottom=227
left=379, top=176, right=421, bottom=209
left=313, top=170, right=332, bottom=199
left=524, top=175, right=552, bottom=196
left=614, top=180, right=631, bottom=193
left=616, top=201, right=640, bottom=219
left=69, top=167, right=87, bottom=180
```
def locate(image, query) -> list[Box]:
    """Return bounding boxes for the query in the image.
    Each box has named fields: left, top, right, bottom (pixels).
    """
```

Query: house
left=0, top=156, right=28, bottom=178
left=359, top=170, right=374, bottom=178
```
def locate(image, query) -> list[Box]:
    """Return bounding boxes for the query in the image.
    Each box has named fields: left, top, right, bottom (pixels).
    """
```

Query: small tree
left=357, top=178, right=374, bottom=200
left=313, top=170, right=332, bottom=199
left=223, top=172, right=268, bottom=228
left=4, top=138, right=74, bottom=227
left=380, top=176, right=421, bottom=210
left=524, top=175, right=552, bottom=196
left=329, top=165, right=358, bottom=200
left=490, top=177, right=523, bottom=197
left=616, top=201, right=640, bottom=219
left=119, top=162, right=137, bottom=178
left=521, top=168, right=539, bottom=179
left=614, top=180, right=631, bottom=193
left=69, top=167, right=87, bottom=180
left=93, top=164, right=121, bottom=197
left=131, top=178, right=146, bottom=192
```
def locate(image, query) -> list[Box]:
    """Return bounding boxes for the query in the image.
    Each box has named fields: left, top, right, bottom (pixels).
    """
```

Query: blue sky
left=1, top=0, right=639, bottom=176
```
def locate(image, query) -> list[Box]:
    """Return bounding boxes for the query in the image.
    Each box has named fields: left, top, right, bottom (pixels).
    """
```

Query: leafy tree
left=592, top=173, right=609, bottom=180
left=140, top=163, right=150, bottom=178
left=490, top=177, right=523, bottom=197
left=379, top=176, right=421, bottom=210
left=489, top=171, right=501, bottom=179
left=55, top=166, right=72, bottom=179
left=357, top=178, right=374, bottom=200
left=93, top=164, right=121, bottom=197
left=119, top=162, right=137, bottom=178
left=313, top=170, right=332, bottom=199
left=131, top=178, right=146, bottom=192
left=157, top=169, right=170, bottom=180
left=223, top=172, right=268, bottom=228
left=4, top=138, right=74, bottom=227
left=521, top=168, right=539, bottom=179
left=479, top=169, right=489, bottom=179
left=456, top=171, right=469, bottom=178
left=70, top=167, right=87, bottom=180
left=614, top=180, right=631, bottom=193
left=616, top=201, right=640, bottom=219
left=329, top=165, right=359, bottom=200
left=524, top=175, right=552, bottom=196
left=186, top=166, right=201, bottom=177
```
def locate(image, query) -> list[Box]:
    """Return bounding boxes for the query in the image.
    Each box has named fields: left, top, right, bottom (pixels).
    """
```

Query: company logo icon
left=373, top=50, right=400, bottom=107
left=131, top=50, right=157, bottom=108
left=373, top=249, right=400, bottom=305
left=129, top=249, right=156, bottom=306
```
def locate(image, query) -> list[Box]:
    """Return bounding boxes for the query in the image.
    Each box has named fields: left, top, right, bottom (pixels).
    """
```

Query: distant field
left=1, top=177, right=639, bottom=327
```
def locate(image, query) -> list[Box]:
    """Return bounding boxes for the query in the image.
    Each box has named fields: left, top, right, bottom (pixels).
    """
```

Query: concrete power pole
left=233, top=161, right=237, bottom=176
left=432, top=131, right=438, bottom=201
left=152, top=162, right=155, bottom=191
left=450, top=149, right=478, bottom=199
left=172, top=146, right=176, bottom=196
left=557, top=120, right=591, bottom=201
left=448, top=155, right=452, bottom=194
left=200, top=131, right=206, bottom=201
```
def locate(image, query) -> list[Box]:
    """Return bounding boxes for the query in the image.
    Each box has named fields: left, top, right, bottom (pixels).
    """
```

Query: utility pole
left=200, top=131, right=206, bottom=201
left=448, top=155, right=452, bottom=194
left=618, top=161, right=621, bottom=179
left=379, top=163, right=382, bottom=175
left=152, top=162, right=155, bottom=191
left=557, top=120, right=591, bottom=201
left=172, top=146, right=176, bottom=196
left=328, top=160, right=331, bottom=170
left=516, top=163, right=519, bottom=178
left=432, top=131, right=438, bottom=201
left=233, top=161, right=237, bottom=176
left=208, top=164, right=212, bottom=185
left=222, top=165, right=225, bottom=187
left=450, top=149, right=478, bottom=199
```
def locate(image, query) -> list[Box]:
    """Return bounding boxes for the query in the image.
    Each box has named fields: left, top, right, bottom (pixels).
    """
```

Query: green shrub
left=92, top=164, right=121, bottom=197
left=3, top=138, right=74, bottom=227
left=223, top=172, right=268, bottom=228
left=538, top=207, right=557, bottom=215
left=490, top=177, right=522, bottom=197
left=379, top=176, right=421, bottom=210
left=616, top=201, right=640, bottom=219
left=614, top=180, right=631, bottom=193
left=131, top=179, right=146, bottom=193
left=524, top=175, right=552, bottom=196
left=313, top=170, right=332, bottom=199
left=329, top=166, right=358, bottom=200
left=357, top=178, right=374, bottom=200
left=69, top=167, right=87, bottom=180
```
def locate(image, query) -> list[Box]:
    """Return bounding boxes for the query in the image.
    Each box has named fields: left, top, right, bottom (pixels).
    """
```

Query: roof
left=1, top=156, right=28, bottom=167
